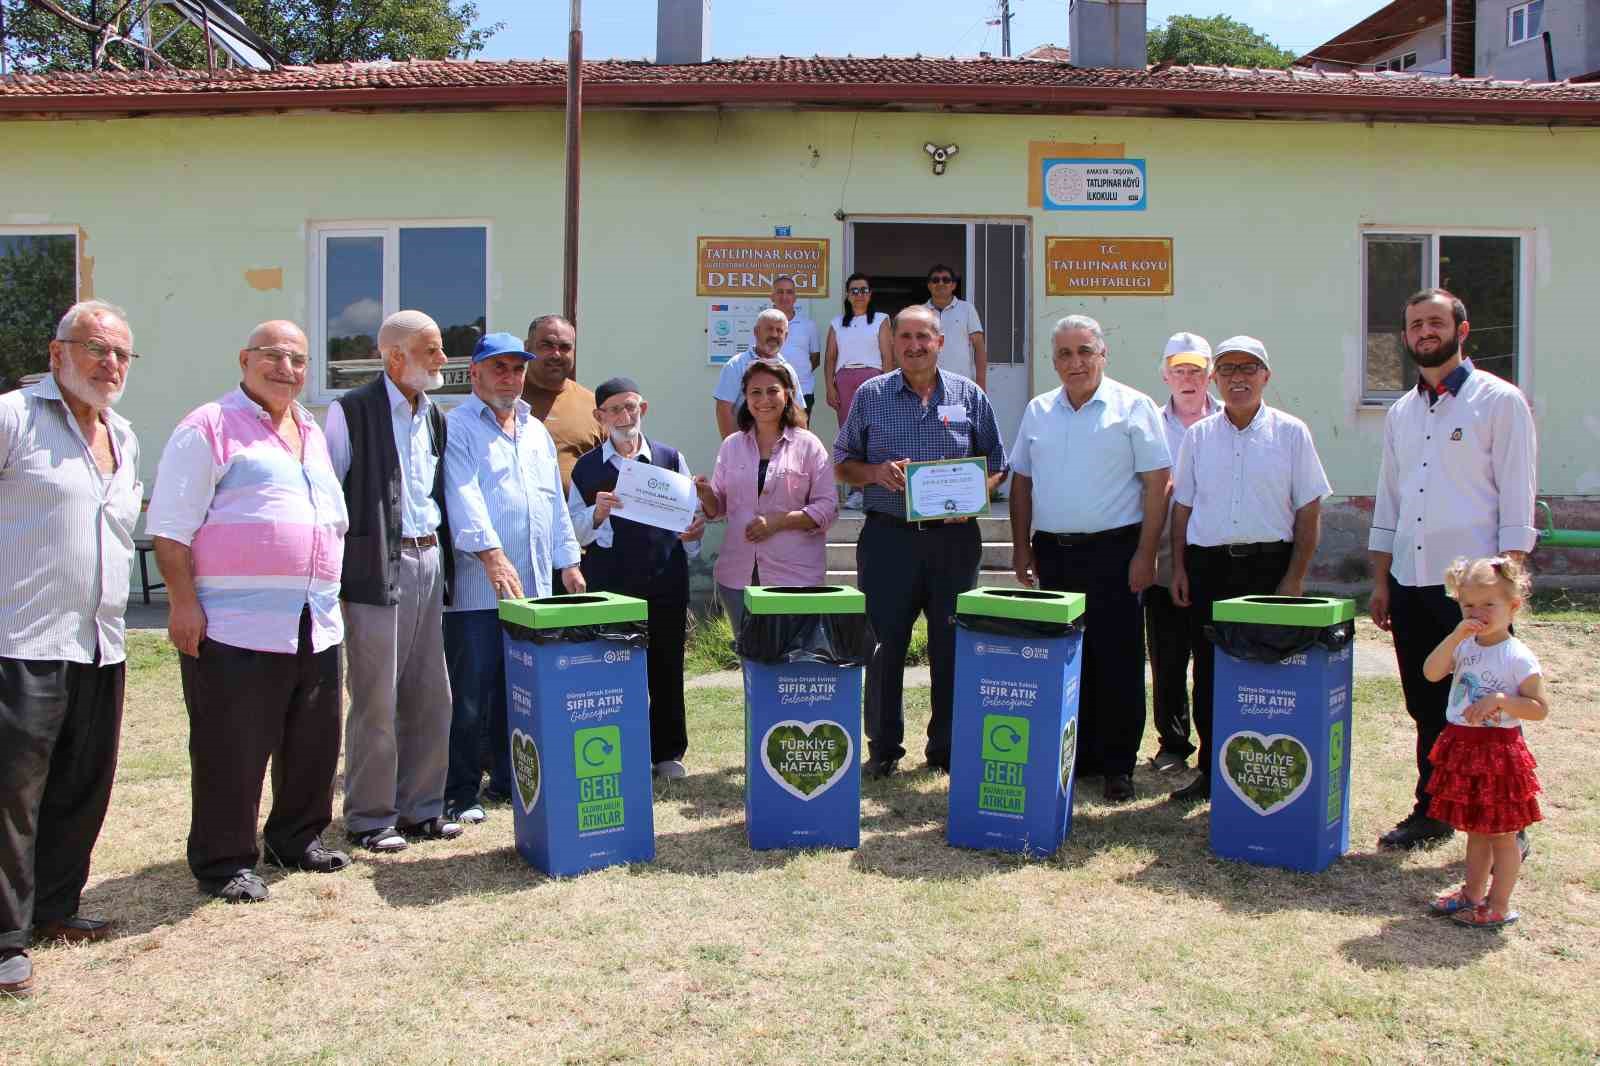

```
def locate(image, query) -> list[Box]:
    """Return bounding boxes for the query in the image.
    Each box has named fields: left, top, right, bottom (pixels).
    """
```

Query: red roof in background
left=1020, top=44, right=1073, bottom=63
left=1295, top=0, right=1445, bottom=68
left=3, top=55, right=1598, bottom=123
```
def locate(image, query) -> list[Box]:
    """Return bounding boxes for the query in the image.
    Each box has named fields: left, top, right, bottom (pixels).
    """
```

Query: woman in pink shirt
left=696, top=362, right=838, bottom=628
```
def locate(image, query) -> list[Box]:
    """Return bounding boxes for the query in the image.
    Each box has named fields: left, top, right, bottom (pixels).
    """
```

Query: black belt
left=1190, top=541, right=1292, bottom=558
left=1036, top=523, right=1140, bottom=547
left=398, top=534, right=438, bottom=550
left=866, top=510, right=968, bottom=532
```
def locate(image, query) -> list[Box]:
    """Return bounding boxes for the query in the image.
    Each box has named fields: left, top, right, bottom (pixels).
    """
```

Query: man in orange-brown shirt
left=521, top=314, right=602, bottom=490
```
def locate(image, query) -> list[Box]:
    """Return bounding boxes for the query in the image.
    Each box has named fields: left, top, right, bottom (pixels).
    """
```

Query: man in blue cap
left=440, top=333, right=585, bottom=822
left=568, top=377, right=704, bottom=779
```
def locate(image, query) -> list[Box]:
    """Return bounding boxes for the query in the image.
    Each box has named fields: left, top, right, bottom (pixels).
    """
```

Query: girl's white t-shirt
left=1446, top=635, right=1542, bottom=728
left=831, top=312, right=885, bottom=370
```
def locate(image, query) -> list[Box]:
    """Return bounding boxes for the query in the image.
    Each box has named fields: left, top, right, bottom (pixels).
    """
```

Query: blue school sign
left=499, top=593, right=656, bottom=877
left=948, top=589, right=1085, bottom=857
left=740, top=586, right=865, bottom=850
left=1207, top=596, right=1355, bottom=873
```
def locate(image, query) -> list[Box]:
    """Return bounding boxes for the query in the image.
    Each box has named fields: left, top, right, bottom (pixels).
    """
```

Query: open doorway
left=846, top=218, right=1032, bottom=451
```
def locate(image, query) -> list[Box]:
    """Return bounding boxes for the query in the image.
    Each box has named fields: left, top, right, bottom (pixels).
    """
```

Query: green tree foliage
left=1147, top=14, right=1299, bottom=69
left=0, top=235, right=75, bottom=390
left=1, top=0, right=501, bottom=73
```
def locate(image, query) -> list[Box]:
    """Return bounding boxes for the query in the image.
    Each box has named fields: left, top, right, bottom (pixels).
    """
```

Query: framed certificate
left=905, top=457, right=991, bottom=523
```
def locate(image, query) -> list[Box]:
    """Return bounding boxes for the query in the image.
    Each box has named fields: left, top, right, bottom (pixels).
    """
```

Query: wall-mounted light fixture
left=924, top=142, right=959, bottom=175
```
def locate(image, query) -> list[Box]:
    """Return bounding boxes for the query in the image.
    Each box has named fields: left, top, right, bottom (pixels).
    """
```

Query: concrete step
left=828, top=509, right=1013, bottom=544
left=826, top=540, right=1015, bottom=571
left=823, top=569, right=1023, bottom=590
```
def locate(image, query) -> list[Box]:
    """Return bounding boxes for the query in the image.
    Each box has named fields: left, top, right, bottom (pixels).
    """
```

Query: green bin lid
left=743, top=585, right=866, bottom=615
left=498, top=591, right=648, bottom=629
left=956, top=587, right=1085, bottom=624
left=1210, top=595, right=1355, bottom=626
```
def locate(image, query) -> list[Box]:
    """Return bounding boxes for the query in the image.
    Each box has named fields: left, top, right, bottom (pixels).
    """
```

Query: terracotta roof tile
left=3, top=56, right=1598, bottom=119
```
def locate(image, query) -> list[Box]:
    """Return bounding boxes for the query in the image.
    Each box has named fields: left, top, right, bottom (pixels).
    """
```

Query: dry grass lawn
left=3, top=624, right=1598, bottom=1064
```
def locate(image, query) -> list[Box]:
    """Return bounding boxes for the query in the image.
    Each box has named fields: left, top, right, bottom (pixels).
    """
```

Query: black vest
left=570, top=440, right=690, bottom=603
left=334, top=374, right=453, bottom=607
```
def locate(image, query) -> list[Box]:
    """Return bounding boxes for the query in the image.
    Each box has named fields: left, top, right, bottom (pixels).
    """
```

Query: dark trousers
left=1144, top=584, right=1195, bottom=759
left=1186, top=545, right=1292, bottom=773
left=858, top=515, right=981, bottom=765
left=180, top=609, right=341, bottom=881
left=645, top=599, right=690, bottom=765
left=0, top=656, right=123, bottom=951
left=1387, top=576, right=1460, bottom=819
left=1033, top=528, right=1146, bottom=777
left=444, top=609, right=508, bottom=810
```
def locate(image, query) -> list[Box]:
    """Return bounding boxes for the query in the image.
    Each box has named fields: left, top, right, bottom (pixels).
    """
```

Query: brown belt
left=399, top=534, right=438, bottom=550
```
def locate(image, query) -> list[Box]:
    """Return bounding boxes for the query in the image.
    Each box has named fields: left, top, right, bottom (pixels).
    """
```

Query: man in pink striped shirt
left=147, top=320, right=351, bottom=904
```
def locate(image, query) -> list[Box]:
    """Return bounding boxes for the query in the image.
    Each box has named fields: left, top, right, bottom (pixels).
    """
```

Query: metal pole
left=1541, top=30, right=1556, bottom=81
left=562, top=0, right=582, bottom=376
left=1, top=3, right=9, bottom=77
left=1000, top=0, right=1011, bottom=58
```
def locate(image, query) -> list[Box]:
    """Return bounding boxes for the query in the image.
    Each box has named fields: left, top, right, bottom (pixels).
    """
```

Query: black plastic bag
left=1203, top=620, right=1353, bottom=663
left=735, top=612, right=876, bottom=667
left=955, top=613, right=1083, bottom=641
left=501, top=619, right=650, bottom=647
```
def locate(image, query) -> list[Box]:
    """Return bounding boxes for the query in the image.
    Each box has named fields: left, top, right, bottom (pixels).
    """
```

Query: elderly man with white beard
left=442, top=333, right=585, bottom=822
left=323, top=311, right=462, bottom=850
left=568, top=377, right=704, bottom=779
left=0, top=301, right=142, bottom=999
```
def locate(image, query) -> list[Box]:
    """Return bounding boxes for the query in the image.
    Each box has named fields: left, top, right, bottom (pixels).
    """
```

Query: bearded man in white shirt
left=1367, top=288, right=1537, bottom=851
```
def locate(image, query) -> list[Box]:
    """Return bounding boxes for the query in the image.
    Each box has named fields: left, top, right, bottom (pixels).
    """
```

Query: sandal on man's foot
left=1428, top=887, right=1484, bottom=916
left=1452, top=905, right=1520, bottom=929
left=398, top=817, right=463, bottom=841
left=350, top=827, right=408, bottom=853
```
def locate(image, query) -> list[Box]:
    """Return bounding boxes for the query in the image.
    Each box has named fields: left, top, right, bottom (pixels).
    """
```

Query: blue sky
left=472, top=1, right=1382, bottom=64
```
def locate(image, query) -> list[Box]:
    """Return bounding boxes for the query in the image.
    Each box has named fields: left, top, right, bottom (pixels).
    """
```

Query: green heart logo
left=761, top=720, right=853, bottom=801
left=511, top=729, right=541, bottom=815
left=1221, top=731, right=1311, bottom=816
left=1059, top=718, right=1078, bottom=793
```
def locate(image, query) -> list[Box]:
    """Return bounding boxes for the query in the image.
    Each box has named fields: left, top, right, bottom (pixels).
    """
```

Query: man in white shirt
left=1367, top=289, right=1537, bottom=850
left=772, top=275, right=821, bottom=409
left=1010, top=315, right=1171, bottom=802
left=1169, top=336, right=1330, bottom=802
left=924, top=263, right=988, bottom=391
left=1147, top=332, right=1221, bottom=775
left=712, top=309, right=808, bottom=439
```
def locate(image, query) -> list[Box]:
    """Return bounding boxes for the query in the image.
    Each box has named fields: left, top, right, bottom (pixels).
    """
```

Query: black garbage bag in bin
left=500, top=593, right=650, bottom=647
left=733, top=586, right=875, bottom=667
left=1203, top=595, right=1354, bottom=663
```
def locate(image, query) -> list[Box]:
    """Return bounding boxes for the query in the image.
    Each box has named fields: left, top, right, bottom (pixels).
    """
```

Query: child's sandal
left=1451, top=905, right=1520, bottom=929
left=1428, top=887, right=1484, bottom=916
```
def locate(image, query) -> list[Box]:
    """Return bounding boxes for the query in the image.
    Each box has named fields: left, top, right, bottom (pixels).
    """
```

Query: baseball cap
left=1213, top=335, right=1270, bottom=369
left=471, top=332, right=534, bottom=363
left=1163, top=332, right=1212, bottom=371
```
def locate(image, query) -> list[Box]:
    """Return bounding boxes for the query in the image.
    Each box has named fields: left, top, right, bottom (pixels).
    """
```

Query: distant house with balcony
left=1298, top=0, right=1600, bottom=81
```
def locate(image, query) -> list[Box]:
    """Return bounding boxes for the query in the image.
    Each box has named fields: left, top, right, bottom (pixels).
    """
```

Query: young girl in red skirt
left=1420, top=556, right=1548, bottom=929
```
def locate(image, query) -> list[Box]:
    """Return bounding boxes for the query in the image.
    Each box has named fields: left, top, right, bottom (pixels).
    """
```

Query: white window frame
left=307, top=218, right=492, bottom=402
left=1358, top=225, right=1534, bottom=406
left=1508, top=0, right=1543, bottom=46
left=1375, top=51, right=1418, bottom=71
left=0, top=226, right=81, bottom=385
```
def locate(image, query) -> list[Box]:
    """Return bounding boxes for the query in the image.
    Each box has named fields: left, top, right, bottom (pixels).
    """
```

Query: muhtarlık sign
left=696, top=237, right=829, bottom=297
left=1045, top=237, right=1174, bottom=297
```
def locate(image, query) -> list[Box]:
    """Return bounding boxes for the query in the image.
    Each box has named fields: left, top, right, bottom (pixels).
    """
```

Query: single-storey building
left=5, top=16, right=1600, bottom=592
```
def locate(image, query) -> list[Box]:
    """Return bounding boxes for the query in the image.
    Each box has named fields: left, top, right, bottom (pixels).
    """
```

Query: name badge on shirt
left=937, top=404, right=968, bottom=425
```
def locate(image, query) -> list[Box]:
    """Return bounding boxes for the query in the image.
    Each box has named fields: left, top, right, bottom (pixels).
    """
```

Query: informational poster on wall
left=1040, top=158, right=1147, bottom=211
left=696, top=236, right=830, bottom=297
left=707, top=300, right=768, bottom=366
left=1045, top=237, right=1174, bottom=297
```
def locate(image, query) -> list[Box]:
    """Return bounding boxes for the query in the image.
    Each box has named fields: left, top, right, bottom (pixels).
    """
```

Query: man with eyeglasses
left=1368, top=289, right=1537, bottom=851
left=713, top=308, right=808, bottom=440
left=923, top=264, right=988, bottom=392
left=770, top=275, right=821, bottom=410
left=1010, top=315, right=1170, bottom=803
left=569, top=377, right=704, bottom=780
left=322, top=310, right=462, bottom=849
left=0, top=301, right=142, bottom=999
left=522, top=314, right=602, bottom=492
left=147, top=320, right=352, bottom=904
left=1146, top=333, right=1222, bottom=776
left=442, top=333, right=585, bottom=820
left=1168, top=336, right=1330, bottom=803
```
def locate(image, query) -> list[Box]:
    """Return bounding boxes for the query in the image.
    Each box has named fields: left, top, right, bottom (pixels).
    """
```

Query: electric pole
left=987, top=0, right=1014, bottom=57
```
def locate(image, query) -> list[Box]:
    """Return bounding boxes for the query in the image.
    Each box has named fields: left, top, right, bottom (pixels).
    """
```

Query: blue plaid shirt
left=833, top=369, right=1006, bottom=517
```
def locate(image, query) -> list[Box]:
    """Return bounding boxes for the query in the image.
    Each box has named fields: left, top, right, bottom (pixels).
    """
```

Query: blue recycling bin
left=738, top=585, right=871, bottom=851
left=948, top=588, right=1086, bottom=857
left=499, top=592, right=656, bottom=876
left=1208, top=595, right=1356, bottom=873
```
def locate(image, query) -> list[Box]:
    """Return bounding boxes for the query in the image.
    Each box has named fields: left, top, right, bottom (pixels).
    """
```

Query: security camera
left=924, top=142, right=959, bottom=175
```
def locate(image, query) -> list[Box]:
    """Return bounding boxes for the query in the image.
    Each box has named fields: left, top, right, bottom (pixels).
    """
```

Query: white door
left=970, top=222, right=1031, bottom=475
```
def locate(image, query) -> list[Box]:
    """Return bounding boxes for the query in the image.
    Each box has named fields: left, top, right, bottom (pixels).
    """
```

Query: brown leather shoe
left=0, top=951, right=34, bottom=999
left=33, top=914, right=115, bottom=944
